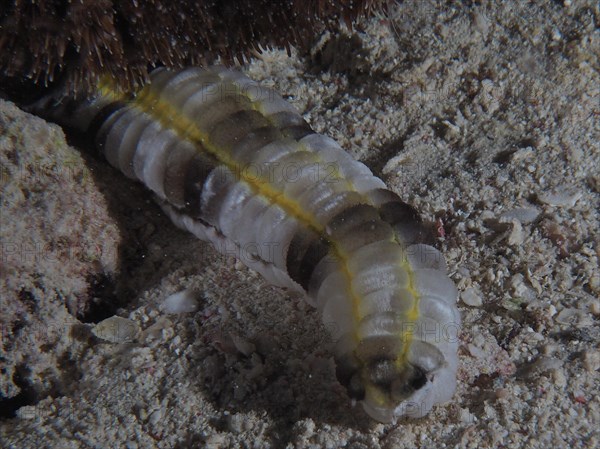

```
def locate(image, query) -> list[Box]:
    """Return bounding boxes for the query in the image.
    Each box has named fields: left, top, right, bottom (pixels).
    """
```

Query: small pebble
left=231, top=333, right=256, bottom=356
left=226, top=413, right=246, bottom=434
left=507, top=219, right=524, bottom=245
left=473, top=10, right=490, bottom=35
left=461, top=287, right=483, bottom=307
left=499, top=207, right=540, bottom=224
left=459, top=408, right=476, bottom=424
left=582, top=351, right=599, bottom=372
left=467, top=343, right=486, bottom=359
left=495, top=388, right=510, bottom=400
left=92, top=316, right=140, bottom=343
left=552, top=368, right=567, bottom=387
left=160, top=290, right=199, bottom=314
left=510, top=147, right=534, bottom=162
left=511, top=274, right=536, bottom=301
left=148, top=409, right=163, bottom=426
left=555, top=308, right=593, bottom=328
left=517, top=356, right=562, bottom=379
left=204, top=433, right=227, bottom=447
left=551, top=28, right=562, bottom=41
left=537, top=187, right=582, bottom=207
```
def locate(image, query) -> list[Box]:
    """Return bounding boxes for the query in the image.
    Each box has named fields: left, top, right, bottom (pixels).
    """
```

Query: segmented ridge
left=46, top=67, right=459, bottom=422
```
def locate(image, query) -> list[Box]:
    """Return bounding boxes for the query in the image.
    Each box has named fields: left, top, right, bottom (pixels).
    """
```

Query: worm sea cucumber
left=33, top=66, right=460, bottom=423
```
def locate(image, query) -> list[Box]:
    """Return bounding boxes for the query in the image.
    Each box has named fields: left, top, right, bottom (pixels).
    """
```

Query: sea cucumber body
left=39, top=67, right=460, bottom=423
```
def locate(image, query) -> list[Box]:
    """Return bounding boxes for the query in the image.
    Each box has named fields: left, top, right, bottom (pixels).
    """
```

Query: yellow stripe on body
left=99, top=74, right=421, bottom=403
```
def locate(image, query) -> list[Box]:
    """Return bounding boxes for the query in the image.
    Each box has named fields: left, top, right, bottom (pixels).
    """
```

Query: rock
left=0, top=99, right=120, bottom=406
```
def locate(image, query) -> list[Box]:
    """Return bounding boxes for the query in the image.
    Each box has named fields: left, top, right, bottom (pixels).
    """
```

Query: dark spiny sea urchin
left=0, top=0, right=383, bottom=97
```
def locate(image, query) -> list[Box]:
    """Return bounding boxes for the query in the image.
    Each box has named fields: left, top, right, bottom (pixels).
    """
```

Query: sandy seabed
left=1, top=1, right=598, bottom=448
